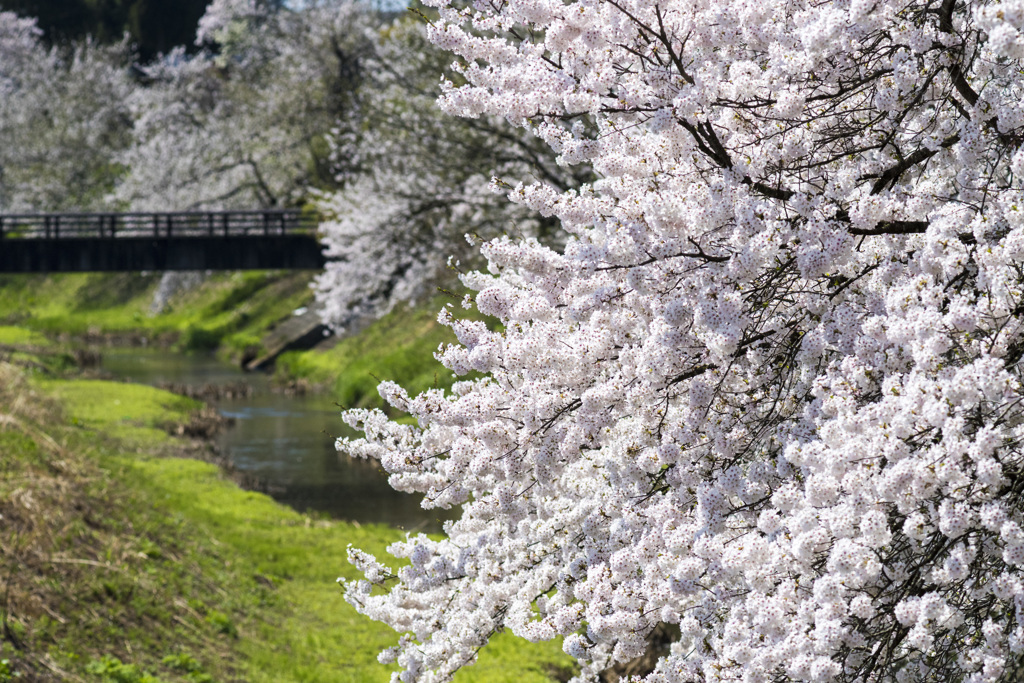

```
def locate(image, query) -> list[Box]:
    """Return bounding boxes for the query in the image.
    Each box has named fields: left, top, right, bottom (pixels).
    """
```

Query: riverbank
left=0, top=272, right=572, bottom=679
left=275, top=295, right=470, bottom=411
left=0, top=272, right=465, bottom=413
left=0, top=357, right=574, bottom=682
left=0, top=271, right=319, bottom=362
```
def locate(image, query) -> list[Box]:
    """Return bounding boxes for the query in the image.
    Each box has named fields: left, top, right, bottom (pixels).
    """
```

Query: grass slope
left=0, top=271, right=318, bottom=359
left=0, top=273, right=569, bottom=680
left=276, top=296, right=489, bottom=413
left=0, top=363, right=239, bottom=682
left=0, top=360, right=573, bottom=682
left=0, top=273, right=479, bottom=413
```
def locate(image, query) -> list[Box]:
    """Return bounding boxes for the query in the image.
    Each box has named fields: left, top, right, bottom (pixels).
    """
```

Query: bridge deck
left=0, top=211, right=325, bottom=272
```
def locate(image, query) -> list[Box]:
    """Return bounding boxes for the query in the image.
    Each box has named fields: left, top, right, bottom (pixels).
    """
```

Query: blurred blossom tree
left=0, top=11, right=132, bottom=212
left=112, top=0, right=368, bottom=212
left=313, top=13, right=593, bottom=329
left=335, top=1, right=1024, bottom=682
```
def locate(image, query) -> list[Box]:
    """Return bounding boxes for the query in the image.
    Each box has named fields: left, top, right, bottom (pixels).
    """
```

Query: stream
left=99, top=347, right=448, bottom=532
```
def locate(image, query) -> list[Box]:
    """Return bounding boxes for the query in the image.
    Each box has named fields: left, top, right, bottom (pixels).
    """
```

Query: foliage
left=336, top=1, right=1024, bottom=682
left=85, top=656, right=162, bottom=683
left=0, top=660, right=17, bottom=682
left=204, top=611, right=238, bottom=639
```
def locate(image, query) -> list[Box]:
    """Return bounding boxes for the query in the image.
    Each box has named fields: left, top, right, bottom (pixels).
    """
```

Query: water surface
left=100, top=347, right=448, bottom=531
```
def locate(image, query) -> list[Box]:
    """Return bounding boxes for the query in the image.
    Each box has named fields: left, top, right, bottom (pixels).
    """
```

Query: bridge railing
left=0, top=210, right=318, bottom=240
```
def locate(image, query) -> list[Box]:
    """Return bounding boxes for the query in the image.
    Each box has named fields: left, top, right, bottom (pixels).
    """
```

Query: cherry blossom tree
left=313, top=15, right=592, bottom=329
left=0, top=11, right=132, bottom=212
left=112, top=0, right=368, bottom=211
left=337, top=1, right=1024, bottom=682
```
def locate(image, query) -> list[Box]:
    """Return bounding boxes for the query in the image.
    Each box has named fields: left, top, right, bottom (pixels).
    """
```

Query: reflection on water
left=100, top=347, right=450, bottom=531
left=101, top=347, right=267, bottom=388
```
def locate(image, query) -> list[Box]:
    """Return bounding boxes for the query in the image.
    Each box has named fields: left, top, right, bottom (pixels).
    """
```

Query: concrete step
left=245, top=304, right=330, bottom=371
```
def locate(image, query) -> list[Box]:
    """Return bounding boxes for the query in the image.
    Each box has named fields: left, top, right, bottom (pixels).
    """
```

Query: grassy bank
left=0, top=357, right=573, bottom=682
left=0, top=271, right=318, bottom=360
left=0, top=273, right=467, bottom=414
left=0, top=273, right=553, bottom=679
left=276, top=296, right=467, bottom=411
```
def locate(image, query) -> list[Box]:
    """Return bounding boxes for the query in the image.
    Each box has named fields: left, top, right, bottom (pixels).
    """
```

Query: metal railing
left=0, top=210, right=318, bottom=240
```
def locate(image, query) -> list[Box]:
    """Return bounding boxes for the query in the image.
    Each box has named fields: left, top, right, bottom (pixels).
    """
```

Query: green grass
left=39, top=378, right=200, bottom=444
left=277, top=296, right=489, bottom=412
left=0, top=363, right=239, bottom=682
left=0, top=272, right=159, bottom=332
left=0, top=274, right=486, bottom=408
left=0, top=271, right=318, bottom=359
left=2, top=363, right=573, bottom=682
left=0, top=273, right=571, bottom=681
left=116, top=455, right=569, bottom=683
left=109, top=454, right=401, bottom=683
left=0, top=325, right=51, bottom=348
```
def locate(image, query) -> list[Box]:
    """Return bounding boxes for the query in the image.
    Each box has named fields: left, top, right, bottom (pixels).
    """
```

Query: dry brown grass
left=0, top=361, right=128, bottom=679
left=0, top=361, right=236, bottom=681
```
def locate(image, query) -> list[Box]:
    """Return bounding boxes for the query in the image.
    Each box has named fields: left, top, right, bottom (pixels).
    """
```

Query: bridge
left=0, top=210, right=326, bottom=273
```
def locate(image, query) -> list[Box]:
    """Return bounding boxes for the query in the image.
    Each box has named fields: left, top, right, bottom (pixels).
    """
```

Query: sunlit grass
left=0, top=363, right=239, bottom=682
left=0, top=325, right=52, bottom=347
left=277, top=295, right=494, bottom=412
left=40, top=378, right=199, bottom=445
left=0, top=271, right=571, bottom=681
left=12, top=369, right=573, bottom=682
left=0, top=271, right=317, bottom=357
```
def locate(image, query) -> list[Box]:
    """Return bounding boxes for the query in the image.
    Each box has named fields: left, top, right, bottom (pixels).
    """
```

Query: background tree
left=111, top=0, right=369, bottom=212
left=0, top=11, right=132, bottom=212
left=313, top=12, right=593, bottom=329
left=337, top=0, right=1024, bottom=682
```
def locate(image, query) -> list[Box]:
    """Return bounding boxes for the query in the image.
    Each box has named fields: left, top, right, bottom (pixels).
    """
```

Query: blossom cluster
left=113, top=0, right=372, bottom=212
left=337, top=1, right=1024, bottom=682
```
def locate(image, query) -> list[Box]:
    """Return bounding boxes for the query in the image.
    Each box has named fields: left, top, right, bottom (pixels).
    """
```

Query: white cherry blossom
left=337, top=1, right=1024, bottom=681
